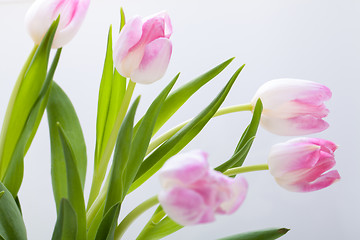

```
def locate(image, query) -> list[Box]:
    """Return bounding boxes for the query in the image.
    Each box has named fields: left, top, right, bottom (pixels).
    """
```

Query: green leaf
left=47, top=82, right=87, bottom=211
left=215, top=98, right=263, bottom=172
left=87, top=202, right=105, bottom=240
left=0, top=18, right=59, bottom=180
left=95, top=25, right=114, bottom=165
left=0, top=181, right=27, bottom=240
left=134, top=58, right=234, bottom=136
left=217, top=228, right=290, bottom=240
left=137, top=214, right=182, bottom=240
left=104, top=97, right=140, bottom=214
left=0, top=191, right=4, bottom=198
left=2, top=49, right=62, bottom=197
left=152, top=58, right=234, bottom=135
left=57, top=124, right=86, bottom=240
left=51, top=199, right=78, bottom=240
left=120, top=7, right=126, bottom=31
left=95, top=203, right=121, bottom=240
left=130, top=65, right=244, bottom=193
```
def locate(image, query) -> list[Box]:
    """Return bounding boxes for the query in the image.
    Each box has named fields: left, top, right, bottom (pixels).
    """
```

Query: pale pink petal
left=158, top=187, right=207, bottom=226
left=218, top=176, right=248, bottom=214
left=159, top=150, right=208, bottom=189
left=252, top=79, right=331, bottom=108
left=260, top=114, right=329, bottom=136
left=306, top=138, right=338, bottom=153
left=130, top=38, right=172, bottom=84
left=279, top=170, right=341, bottom=192
left=137, top=16, right=166, bottom=45
left=268, top=142, right=321, bottom=177
left=113, top=16, right=143, bottom=73
left=25, top=0, right=90, bottom=48
left=52, top=0, right=90, bottom=48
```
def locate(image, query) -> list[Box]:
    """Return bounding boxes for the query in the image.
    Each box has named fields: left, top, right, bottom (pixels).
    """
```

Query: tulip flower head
left=158, top=150, right=248, bottom=226
left=25, top=0, right=90, bottom=48
left=114, top=12, right=172, bottom=84
left=251, top=78, right=331, bottom=136
left=268, top=138, right=340, bottom=192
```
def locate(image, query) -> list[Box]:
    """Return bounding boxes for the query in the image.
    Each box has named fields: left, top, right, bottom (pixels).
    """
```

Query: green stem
left=114, top=195, right=159, bottom=240
left=87, top=80, right=136, bottom=209
left=146, top=103, right=253, bottom=155
left=223, top=164, right=269, bottom=176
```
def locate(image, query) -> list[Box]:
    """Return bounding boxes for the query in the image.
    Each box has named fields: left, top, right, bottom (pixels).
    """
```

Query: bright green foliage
left=216, top=99, right=263, bottom=172
left=0, top=18, right=59, bottom=183
left=95, top=25, right=126, bottom=170
left=2, top=48, right=62, bottom=198
left=218, top=228, right=290, bottom=240
left=0, top=181, right=27, bottom=240
left=51, top=199, right=78, bottom=240
left=57, top=124, right=86, bottom=240
left=104, top=97, right=140, bottom=214
left=129, top=65, right=245, bottom=193
left=47, top=82, right=87, bottom=211
left=137, top=207, right=182, bottom=240
left=95, top=204, right=120, bottom=240
left=134, top=58, right=234, bottom=135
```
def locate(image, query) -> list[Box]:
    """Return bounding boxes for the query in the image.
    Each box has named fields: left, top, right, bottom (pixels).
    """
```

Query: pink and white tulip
left=251, top=78, right=332, bottom=136
left=114, top=12, right=172, bottom=84
left=158, top=150, right=248, bottom=225
left=25, top=0, right=90, bottom=48
left=268, top=138, right=340, bottom=192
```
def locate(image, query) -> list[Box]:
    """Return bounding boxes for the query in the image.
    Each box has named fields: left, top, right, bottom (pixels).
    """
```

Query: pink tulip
left=268, top=138, right=340, bottom=192
left=251, top=78, right=332, bottom=136
left=25, top=0, right=90, bottom=48
left=158, top=150, right=248, bottom=225
left=113, top=12, right=172, bottom=84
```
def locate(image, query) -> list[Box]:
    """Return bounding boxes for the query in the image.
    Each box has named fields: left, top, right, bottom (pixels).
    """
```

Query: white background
left=0, top=0, right=359, bottom=239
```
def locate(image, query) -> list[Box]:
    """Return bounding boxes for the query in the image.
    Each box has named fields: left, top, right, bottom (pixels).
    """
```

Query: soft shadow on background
left=0, top=0, right=359, bottom=239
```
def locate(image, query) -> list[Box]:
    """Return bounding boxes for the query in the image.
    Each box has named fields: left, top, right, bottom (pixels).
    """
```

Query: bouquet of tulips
left=0, top=0, right=340, bottom=239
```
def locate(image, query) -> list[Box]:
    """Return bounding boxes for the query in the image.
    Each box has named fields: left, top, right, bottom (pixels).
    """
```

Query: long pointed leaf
left=47, top=82, right=87, bottom=210
left=57, top=124, right=86, bottom=240
left=51, top=199, right=77, bottom=240
left=0, top=18, right=59, bottom=180
left=215, top=99, right=262, bottom=172
left=0, top=181, right=27, bottom=240
left=104, top=97, right=140, bottom=214
left=151, top=58, right=234, bottom=134
left=2, top=49, right=62, bottom=197
left=218, top=228, right=290, bottom=240
left=95, top=203, right=120, bottom=240
left=130, top=65, right=244, bottom=193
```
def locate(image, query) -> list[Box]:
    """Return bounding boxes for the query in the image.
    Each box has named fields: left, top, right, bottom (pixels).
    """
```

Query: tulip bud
left=158, top=150, right=248, bottom=225
left=251, top=78, right=331, bottom=136
left=268, top=138, right=340, bottom=192
left=25, top=0, right=90, bottom=48
left=113, top=12, right=172, bottom=84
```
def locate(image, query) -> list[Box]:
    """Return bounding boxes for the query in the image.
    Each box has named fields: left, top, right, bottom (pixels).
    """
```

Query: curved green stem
left=223, top=164, right=269, bottom=176
left=146, top=103, right=253, bottom=155
left=114, top=195, right=159, bottom=240
left=88, top=80, right=136, bottom=209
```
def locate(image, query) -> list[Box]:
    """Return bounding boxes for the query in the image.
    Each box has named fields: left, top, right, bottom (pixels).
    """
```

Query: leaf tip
left=278, top=228, right=290, bottom=235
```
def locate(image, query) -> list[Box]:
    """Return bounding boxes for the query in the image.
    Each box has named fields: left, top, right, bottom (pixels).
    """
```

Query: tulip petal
left=278, top=170, right=341, bottom=192
left=130, top=38, right=172, bottom=84
left=218, top=176, right=248, bottom=214
left=159, top=150, right=208, bottom=188
left=261, top=114, right=329, bottom=136
left=113, top=17, right=143, bottom=76
left=53, top=0, right=90, bottom=48
left=25, top=0, right=90, bottom=48
left=158, top=187, right=207, bottom=225
left=268, top=142, right=321, bottom=177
